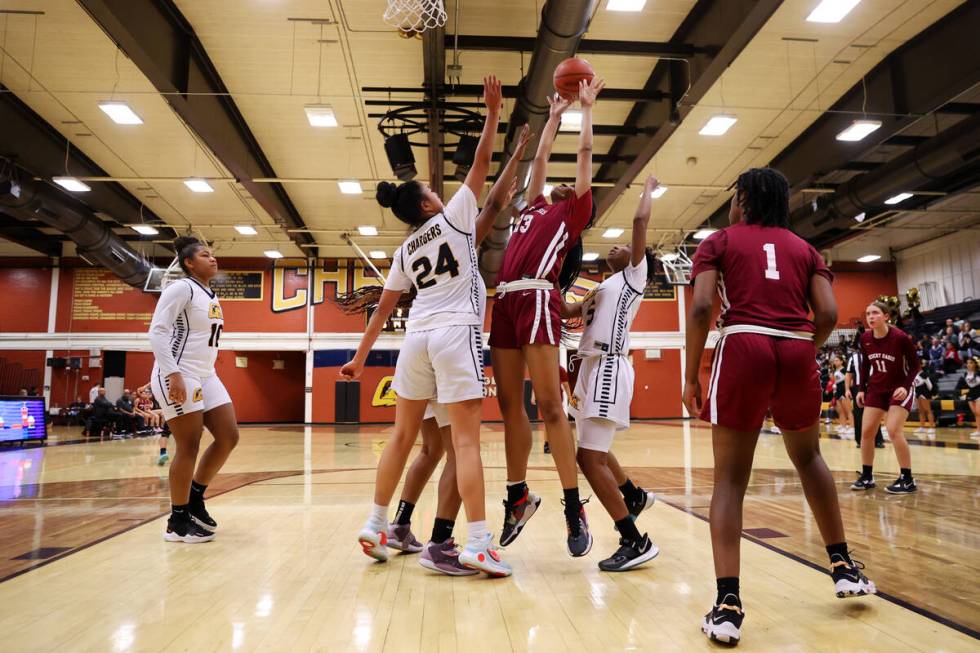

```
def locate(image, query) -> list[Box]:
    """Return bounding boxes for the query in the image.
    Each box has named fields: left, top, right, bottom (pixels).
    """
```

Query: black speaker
left=336, top=380, right=360, bottom=423
left=452, top=135, right=479, bottom=181
left=384, top=133, right=417, bottom=181
left=47, top=357, right=67, bottom=368
left=68, top=357, right=82, bottom=369
left=103, top=351, right=125, bottom=377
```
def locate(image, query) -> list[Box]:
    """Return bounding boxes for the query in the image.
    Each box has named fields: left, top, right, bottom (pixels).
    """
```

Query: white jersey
left=384, top=186, right=485, bottom=332
left=149, top=277, right=223, bottom=380
left=577, top=258, right=647, bottom=357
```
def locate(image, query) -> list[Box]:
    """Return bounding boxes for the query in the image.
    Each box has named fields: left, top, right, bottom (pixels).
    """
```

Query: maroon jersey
left=858, top=327, right=919, bottom=393
left=497, top=189, right=593, bottom=284
left=690, top=222, right=832, bottom=335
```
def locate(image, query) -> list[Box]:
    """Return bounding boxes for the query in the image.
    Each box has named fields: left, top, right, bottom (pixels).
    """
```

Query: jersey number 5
left=412, top=243, right=461, bottom=289
left=762, top=243, right=780, bottom=280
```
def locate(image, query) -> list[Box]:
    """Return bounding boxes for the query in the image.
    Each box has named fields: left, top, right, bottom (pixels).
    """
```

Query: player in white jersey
left=341, top=78, right=530, bottom=577
left=560, top=175, right=660, bottom=571
left=148, top=236, right=239, bottom=543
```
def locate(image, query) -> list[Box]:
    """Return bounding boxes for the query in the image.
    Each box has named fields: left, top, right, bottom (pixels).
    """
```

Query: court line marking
left=658, top=496, right=980, bottom=641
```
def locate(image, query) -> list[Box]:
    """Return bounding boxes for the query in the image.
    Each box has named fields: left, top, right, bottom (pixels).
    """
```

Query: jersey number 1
left=762, top=243, right=780, bottom=280
left=413, top=243, right=460, bottom=289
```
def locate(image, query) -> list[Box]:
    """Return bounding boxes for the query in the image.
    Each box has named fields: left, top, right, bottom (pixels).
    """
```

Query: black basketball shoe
left=625, top=488, right=657, bottom=519
left=500, top=490, right=541, bottom=547
left=598, top=534, right=659, bottom=572
left=164, top=513, right=214, bottom=543
left=884, top=476, right=917, bottom=494
left=850, top=475, right=875, bottom=491
left=701, top=593, right=744, bottom=646
left=189, top=499, right=218, bottom=532
left=830, top=554, right=876, bottom=598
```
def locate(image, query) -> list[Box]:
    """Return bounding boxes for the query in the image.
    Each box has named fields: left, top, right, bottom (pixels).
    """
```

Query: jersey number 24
left=412, top=243, right=460, bottom=289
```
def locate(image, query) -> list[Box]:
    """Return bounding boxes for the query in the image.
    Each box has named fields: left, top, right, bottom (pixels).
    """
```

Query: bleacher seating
left=0, top=358, right=42, bottom=395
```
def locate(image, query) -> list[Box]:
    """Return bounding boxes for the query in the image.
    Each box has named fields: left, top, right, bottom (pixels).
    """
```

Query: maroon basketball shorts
left=489, top=287, right=562, bottom=349
left=862, top=384, right=915, bottom=411
left=700, top=332, right=821, bottom=432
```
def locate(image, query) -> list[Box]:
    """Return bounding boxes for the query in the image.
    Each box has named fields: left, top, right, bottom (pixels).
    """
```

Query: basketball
left=554, top=57, right=595, bottom=99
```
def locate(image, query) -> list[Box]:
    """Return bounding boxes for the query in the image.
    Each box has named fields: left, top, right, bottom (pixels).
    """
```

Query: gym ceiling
left=0, top=0, right=977, bottom=269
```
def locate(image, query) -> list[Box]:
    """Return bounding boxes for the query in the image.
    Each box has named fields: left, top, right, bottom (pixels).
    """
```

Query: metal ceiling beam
left=593, top=0, right=783, bottom=217
left=76, top=0, right=313, bottom=252
left=0, top=213, right=62, bottom=257
left=363, top=85, right=668, bottom=102
left=422, top=26, right=446, bottom=198
left=444, top=34, right=702, bottom=58
left=443, top=151, right=632, bottom=164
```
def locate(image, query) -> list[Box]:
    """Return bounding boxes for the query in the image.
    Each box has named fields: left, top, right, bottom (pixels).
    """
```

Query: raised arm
left=475, top=124, right=532, bottom=246
left=527, top=93, right=571, bottom=200
left=575, top=77, right=605, bottom=198
left=631, top=175, right=658, bottom=266
left=463, top=75, right=503, bottom=201
left=340, top=289, right=404, bottom=380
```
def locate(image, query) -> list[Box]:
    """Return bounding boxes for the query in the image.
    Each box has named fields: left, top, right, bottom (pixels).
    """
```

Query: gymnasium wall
left=0, top=257, right=898, bottom=422
left=895, top=231, right=980, bottom=308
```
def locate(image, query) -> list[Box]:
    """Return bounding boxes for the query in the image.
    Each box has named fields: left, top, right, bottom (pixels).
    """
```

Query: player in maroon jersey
left=489, top=76, right=604, bottom=557
left=684, top=168, right=875, bottom=646
left=851, top=300, right=919, bottom=493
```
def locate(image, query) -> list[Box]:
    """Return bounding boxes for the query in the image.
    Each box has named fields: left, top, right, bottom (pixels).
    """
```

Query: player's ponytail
left=173, top=236, right=204, bottom=274
left=334, top=285, right=416, bottom=316
left=376, top=180, right=426, bottom=227
left=644, top=247, right=658, bottom=283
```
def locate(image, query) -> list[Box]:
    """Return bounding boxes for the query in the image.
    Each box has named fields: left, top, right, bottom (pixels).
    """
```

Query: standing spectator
left=89, top=383, right=101, bottom=404
left=955, top=358, right=980, bottom=438
left=115, top=388, right=142, bottom=437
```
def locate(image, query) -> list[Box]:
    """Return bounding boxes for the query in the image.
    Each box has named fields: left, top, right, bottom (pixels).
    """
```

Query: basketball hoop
left=384, top=0, right=447, bottom=33
left=143, top=257, right=184, bottom=293
left=658, top=248, right=693, bottom=286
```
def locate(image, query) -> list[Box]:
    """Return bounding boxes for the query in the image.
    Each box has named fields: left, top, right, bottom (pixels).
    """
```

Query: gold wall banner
left=211, top=271, right=264, bottom=301
left=644, top=272, right=678, bottom=301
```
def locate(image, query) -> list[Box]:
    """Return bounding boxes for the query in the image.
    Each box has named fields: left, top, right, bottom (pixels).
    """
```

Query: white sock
left=467, top=520, right=488, bottom=547
left=366, top=503, right=388, bottom=530
left=506, top=480, right=525, bottom=487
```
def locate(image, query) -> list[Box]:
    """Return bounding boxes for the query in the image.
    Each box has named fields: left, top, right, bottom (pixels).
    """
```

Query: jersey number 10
left=209, top=323, right=223, bottom=348
left=412, top=243, right=461, bottom=289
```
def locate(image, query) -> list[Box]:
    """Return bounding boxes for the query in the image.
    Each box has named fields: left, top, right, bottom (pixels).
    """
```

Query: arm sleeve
left=902, top=335, right=921, bottom=387
left=810, top=246, right=833, bottom=283
left=691, top=230, right=726, bottom=282
left=383, top=249, right=413, bottom=293
left=148, top=281, right=192, bottom=377
left=623, top=256, right=648, bottom=292
left=443, top=185, right=479, bottom=233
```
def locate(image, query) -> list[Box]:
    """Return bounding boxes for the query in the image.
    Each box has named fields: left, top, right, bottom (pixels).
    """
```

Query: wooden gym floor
left=0, top=420, right=977, bottom=652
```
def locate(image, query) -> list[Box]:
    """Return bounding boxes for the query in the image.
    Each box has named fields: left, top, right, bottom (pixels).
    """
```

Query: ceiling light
left=857, top=254, right=881, bottom=263
left=263, top=250, right=284, bottom=259
left=602, top=228, right=624, bottom=238
left=582, top=252, right=600, bottom=261
left=235, top=225, right=257, bottom=235
left=650, top=185, right=668, bottom=198
left=358, top=225, right=379, bottom=236
left=806, top=0, right=862, bottom=24
left=98, top=101, right=143, bottom=125
left=560, top=110, right=582, bottom=132
left=659, top=253, right=679, bottom=262
left=699, top=114, right=738, bottom=136
left=131, top=225, right=159, bottom=235
left=884, top=192, right=913, bottom=205
left=607, top=0, right=646, bottom=10
left=853, top=212, right=866, bottom=223
left=338, top=180, right=363, bottom=194
left=369, top=250, right=387, bottom=259
left=304, top=104, right=338, bottom=127
left=184, top=179, right=214, bottom=193
left=836, top=119, right=882, bottom=142
left=542, top=184, right=554, bottom=195
left=694, top=229, right=716, bottom=240
left=53, top=177, right=91, bottom=192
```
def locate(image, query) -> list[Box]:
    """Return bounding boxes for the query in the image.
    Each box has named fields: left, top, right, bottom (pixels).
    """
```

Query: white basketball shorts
left=393, top=325, right=486, bottom=404
left=152, top=371, right=231, bottom=421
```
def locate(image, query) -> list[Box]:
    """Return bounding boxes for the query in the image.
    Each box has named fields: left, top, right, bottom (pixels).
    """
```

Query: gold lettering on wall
left=71, top=269, right=153, bottom=323
left=271, top=267, right=307, bottom=313
left=312, top=265, right=349, bottom=306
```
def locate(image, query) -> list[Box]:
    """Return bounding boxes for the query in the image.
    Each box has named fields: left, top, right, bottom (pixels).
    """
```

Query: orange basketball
left=554, top=57, right=595, bottom=99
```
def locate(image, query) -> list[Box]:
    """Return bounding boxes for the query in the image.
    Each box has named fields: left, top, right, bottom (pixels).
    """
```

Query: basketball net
left=143, top=256, right=184, bottom=293
left=383, top=0, right=447, bottom=33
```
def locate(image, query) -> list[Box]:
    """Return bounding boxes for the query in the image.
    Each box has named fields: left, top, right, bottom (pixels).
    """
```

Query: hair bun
left=173, top=236, right=200, bottom=251
left=376, top=181, right=397, bottom=208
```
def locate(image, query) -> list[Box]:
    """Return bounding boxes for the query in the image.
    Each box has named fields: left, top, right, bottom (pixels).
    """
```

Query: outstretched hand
left=578, top=77, right=605, bottom=107
left=483, top=75, right=503, bottom=113
left=514, top=123, right=533, bottom=155
left=548, top=92, right=572, bottom=120
left=643, top=174, right=660, bottom=195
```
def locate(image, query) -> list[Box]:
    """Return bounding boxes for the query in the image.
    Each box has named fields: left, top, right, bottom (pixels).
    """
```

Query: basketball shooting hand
left=166, top=373, right=187, bottom=404
left=892, top=387, right=908, bottom=402
left=514, top=124, right=533, bottom=156
left=578, top=77, right=606, bottom=107
left=683, top=379, right=702, bottom=417
left=644, top=174, right=660, bottom=194
left=340, top=359, right=364, bottom=381
left=483, top=75, right=503, bottom=113
left=547, top=92, right=572, bottom=119
left=856, top=391, right=865, bottom=408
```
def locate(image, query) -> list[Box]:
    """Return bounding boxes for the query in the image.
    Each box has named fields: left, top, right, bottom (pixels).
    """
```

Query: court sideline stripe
left=657, top=496, right=980, bottom=641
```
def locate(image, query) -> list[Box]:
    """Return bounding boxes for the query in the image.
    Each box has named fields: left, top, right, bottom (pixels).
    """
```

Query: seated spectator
left=27, top=386, right=38, bottom=397
left=115, top=388, right=143, bottom=436
left=944, top=342, right=962, bottom=374
left=959, top=320, right=977, bottom=346
left=960, top=335, right=979, bottom=362
left=134, top=387, right=163, bottom=433
left=17, top=387, right=27, bottom=396
left=929, top=338, right=945, bottom=372
left=87, top=387, right=116, bottom=438
left=936, top=318, right=954, bottom=338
